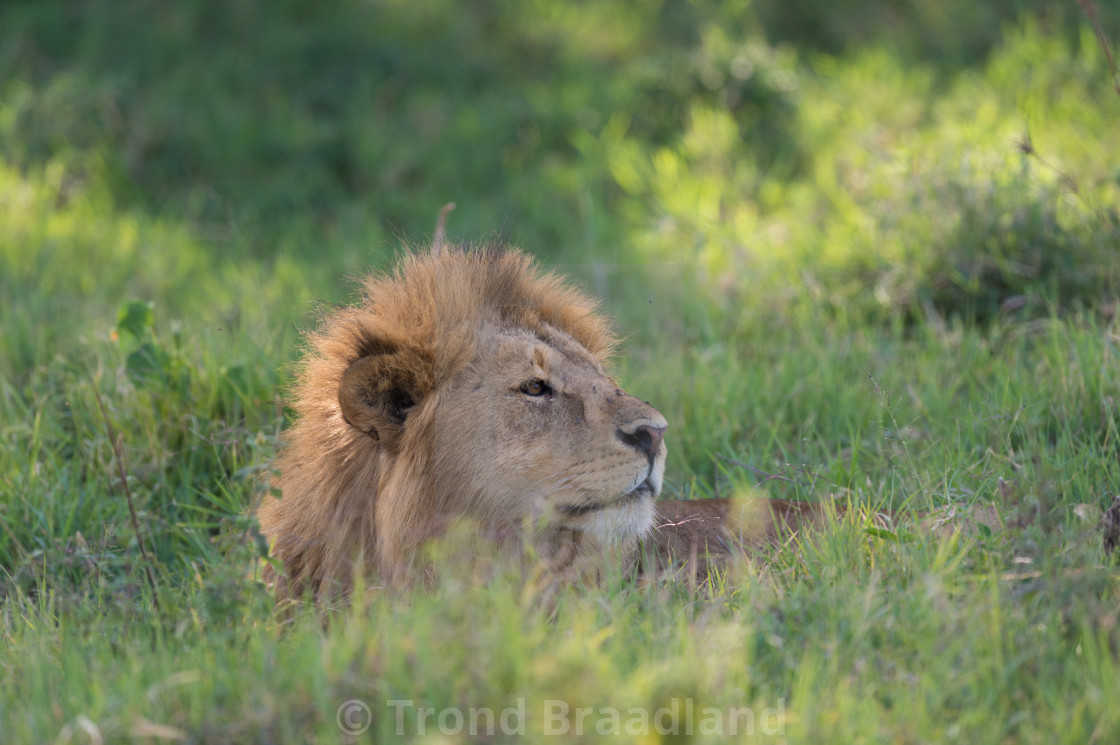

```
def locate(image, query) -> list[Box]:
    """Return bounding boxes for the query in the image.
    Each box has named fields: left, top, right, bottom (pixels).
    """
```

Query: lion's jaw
left=426, top=323, right=666, bottom=562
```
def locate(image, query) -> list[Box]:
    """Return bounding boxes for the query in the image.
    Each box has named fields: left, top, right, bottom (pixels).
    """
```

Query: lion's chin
left=557, top=486, right=657, bottom=548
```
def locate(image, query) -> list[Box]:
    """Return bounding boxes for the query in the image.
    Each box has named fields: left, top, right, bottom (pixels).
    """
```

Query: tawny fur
left=645, top=497, right=1004, bottom=585
left=257, top=244, right=668, bottom=600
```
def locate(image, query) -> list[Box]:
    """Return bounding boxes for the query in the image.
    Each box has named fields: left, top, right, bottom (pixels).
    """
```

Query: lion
left=646, top=497, right=828, bottom=583
left=646, top=495, right=1003, bottom=585
left=257, top=238, right=668, bottom=600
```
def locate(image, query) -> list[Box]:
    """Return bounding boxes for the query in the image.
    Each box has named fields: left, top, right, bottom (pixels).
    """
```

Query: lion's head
left=257, top=243, right=667, bottom=599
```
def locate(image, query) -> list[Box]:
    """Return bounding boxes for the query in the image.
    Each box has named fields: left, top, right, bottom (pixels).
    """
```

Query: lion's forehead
left=481, top=323, right=607, bottom=379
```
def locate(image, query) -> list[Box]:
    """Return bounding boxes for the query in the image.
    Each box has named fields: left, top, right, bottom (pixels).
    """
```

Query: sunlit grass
left=1, top=0, right=1119, bottom=742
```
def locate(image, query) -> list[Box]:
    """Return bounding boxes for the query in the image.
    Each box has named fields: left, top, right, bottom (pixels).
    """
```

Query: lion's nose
left=617, top=423, right=666, bottom=457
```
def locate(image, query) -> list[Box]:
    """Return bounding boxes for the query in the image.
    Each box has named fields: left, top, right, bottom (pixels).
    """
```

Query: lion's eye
left=520, top=379, right=551, bottom=397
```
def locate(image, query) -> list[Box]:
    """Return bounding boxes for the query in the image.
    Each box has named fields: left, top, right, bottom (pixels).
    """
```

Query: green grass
left=2, top=0, right=1120, bottom=742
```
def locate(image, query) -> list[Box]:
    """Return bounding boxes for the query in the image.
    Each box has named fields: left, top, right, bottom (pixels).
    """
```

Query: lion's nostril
left=617, top=424, right=666, bottom=457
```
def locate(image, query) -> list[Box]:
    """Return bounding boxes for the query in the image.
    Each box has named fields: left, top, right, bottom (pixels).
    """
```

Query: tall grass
left=1, top=1, right=1119, bottom=742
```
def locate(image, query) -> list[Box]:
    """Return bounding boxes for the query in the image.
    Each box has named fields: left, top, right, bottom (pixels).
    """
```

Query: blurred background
left=3, top=0, right=1117, bottom=323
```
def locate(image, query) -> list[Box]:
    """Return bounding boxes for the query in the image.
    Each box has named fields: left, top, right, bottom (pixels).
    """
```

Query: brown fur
left=257, top=243, right=668, bottom=600
left=645, top=497, right=1003, bottom=584
left=644, top=498, right=828, bottom=582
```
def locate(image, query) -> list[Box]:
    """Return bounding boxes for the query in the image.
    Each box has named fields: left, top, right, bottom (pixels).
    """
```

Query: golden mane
left=258, top=245, right=623, bottom=598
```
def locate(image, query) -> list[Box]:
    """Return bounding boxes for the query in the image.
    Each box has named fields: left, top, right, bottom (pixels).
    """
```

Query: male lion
left=257, top=240, right=668, bottom=600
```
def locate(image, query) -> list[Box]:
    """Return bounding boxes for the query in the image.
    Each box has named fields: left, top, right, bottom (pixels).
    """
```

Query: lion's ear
left=338, top=353, right=418, bottom=446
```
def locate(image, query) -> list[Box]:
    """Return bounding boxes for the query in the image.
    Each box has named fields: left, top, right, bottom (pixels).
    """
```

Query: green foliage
left=604, top=26, right=1120, bottom=324
left=753, top=0, right=1118, bottom=65
left=1, top=0, right=1119, bottom=742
